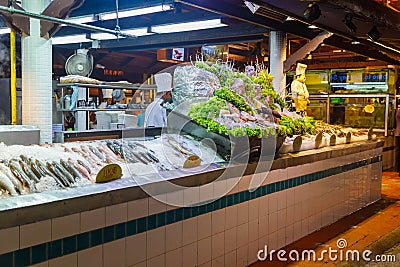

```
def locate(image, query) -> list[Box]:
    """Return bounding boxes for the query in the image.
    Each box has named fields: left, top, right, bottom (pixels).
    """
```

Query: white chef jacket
left=291, top=80, right=309, bottom=99
left=144, top=97, right=167, bottom=127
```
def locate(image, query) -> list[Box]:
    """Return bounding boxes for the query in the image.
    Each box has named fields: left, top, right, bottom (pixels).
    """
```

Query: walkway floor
left=252, top=171, right=400, bottom=267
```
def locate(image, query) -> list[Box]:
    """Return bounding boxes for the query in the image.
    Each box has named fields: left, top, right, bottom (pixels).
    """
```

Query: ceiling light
left=52, top=34, right=91, bottom=45
left=343, top=14, right=357, bottom=33
left=351, top=41, right=360, bottom=44
left=89, top=28, right=151, bottom=40
left=65, top=4, right=172, bottom=25
left=367, top=26, right=381, bottom=41
left=99, top=4, right=172, bottom=21
left=0, top=28, right=10, bottom=35
left=285, top=17, right=295, bottom=21
left=244, top=1, right=260, bottom=14
left=151, top=19, right=227, bottom=34
left=304, top=2, right=321, bottom=22
left=67, top=15, right=96, bottom=24
left=308, top=25, right=318, bottom=29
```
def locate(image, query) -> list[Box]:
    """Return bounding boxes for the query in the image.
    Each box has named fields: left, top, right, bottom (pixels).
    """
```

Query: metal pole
left=385, top=94, right=389, bottom=136
left=0, top=5, right=137, bottom=38
left=10, top=29, right=17, bottom=125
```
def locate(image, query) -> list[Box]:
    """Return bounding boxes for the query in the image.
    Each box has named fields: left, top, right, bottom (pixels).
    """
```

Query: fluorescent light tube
left=151, top=19, right=227, bottom=34
left=67, top=15, right=96, bottom=24
left=99, top=4, right=172, bottom=21
left=89, top=28, right=152, bottom=40
left=52, top=34, right=90, bottom=45
left=0, top=28, right=10, bottom=35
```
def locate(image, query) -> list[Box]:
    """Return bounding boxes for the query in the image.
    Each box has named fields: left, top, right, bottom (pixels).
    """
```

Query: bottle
left=64, top=94, right=71, bottom=110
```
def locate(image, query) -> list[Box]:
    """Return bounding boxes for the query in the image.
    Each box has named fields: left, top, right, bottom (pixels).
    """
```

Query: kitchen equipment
left=77, top=100, right=86, bottom=108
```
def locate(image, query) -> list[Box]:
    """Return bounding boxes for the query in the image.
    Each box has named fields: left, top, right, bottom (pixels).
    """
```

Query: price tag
left=96, top=164, right=122, bottom=183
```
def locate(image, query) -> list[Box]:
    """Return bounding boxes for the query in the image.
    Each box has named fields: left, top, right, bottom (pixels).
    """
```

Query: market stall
left=0, top=62, right=383, bottom=267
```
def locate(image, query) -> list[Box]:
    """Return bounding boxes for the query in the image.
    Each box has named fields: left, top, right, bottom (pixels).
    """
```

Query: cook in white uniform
left=291, top=63, right=309, bottom=116
left=144, top=72, right=173, bottom=127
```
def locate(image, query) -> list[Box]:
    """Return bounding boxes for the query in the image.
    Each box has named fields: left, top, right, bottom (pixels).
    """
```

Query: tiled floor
left=252, top=172, right=400, bottom=267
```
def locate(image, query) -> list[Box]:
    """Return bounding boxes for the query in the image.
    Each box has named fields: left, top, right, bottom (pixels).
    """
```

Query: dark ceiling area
left=5, top=0, right=400, bottom=83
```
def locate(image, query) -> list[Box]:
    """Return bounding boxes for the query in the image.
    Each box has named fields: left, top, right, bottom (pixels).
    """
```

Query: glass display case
left=308, top=94, right=396, bottom=136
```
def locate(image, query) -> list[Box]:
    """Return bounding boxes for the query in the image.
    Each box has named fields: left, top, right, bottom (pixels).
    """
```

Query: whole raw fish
left=0, top=171, right=18, bottom=196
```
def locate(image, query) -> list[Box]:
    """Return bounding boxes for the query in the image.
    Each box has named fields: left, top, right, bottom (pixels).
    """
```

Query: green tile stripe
left=0, top=155, right=381, bottom=267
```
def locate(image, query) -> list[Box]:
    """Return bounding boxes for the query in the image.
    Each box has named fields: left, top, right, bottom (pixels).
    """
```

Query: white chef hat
left=295, top=63, right=307, bottom=76
left=155, top=73, right=173, bottom=93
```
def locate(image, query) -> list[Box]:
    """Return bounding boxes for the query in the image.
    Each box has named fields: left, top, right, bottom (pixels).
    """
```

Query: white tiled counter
left=0, top=140, right=383, bottom=267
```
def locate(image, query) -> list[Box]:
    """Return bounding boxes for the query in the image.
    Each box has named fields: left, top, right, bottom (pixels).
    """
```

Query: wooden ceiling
left=45, top=0, right=400, bottom=82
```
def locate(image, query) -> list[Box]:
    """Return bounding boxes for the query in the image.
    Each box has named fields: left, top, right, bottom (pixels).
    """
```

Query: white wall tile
left=81, top=208, right=105, bottom=232
left=277, top=209, right=287, bottom=229
left=147, top=227, right=165, bottom=259
left=165, top=222, right=182, bottom=252
left=52, top=214, right=80, bottom=240
left=20, top=220, right=51, bottom=249
left=285, top=225, right=294, bottom=246
left=268, top=193, right=278, bottom=213
left=183, top=187, right=200, bottom=207
left=236, top=245, right=248, bottom=267
left=248, top=199, right=259, bottom=222
left=149, top=195, right=167, bottom=215
left=183, top=218, right=197, bottom=245
left=268, top=211, right=278, bottom=234
left=103, top=238, right=126, bottom=267
left=166, top=248, right=182, bottom=267
left=237, top=202, right=249, bottom=226
left=225, top=206, right=238, bottom=230
left=238, top=175, right=251, bottom=192
left=211, top=232, right=224, bottom=260
left=236, top=223, right=248, bottom=248
left=105, top=203, right=127, bottom=226
left=198, top=213, right=211, bottom=240
left=225, top=249, right=236, bottom=267
left=78, top=246, right=102, bottom=267
left=49, top=252, right=77, bottom=267
left=248, top=219, right=259, bottom=242
left=126, top=232, right=146, bottom=266
left=182, top=242, right=197, bottom=267
left=198, top=237, right=212, bottom=265
left=0, top=226, right=19, bottom=254
left=212, top=255, right=225, bottom=267
left=213, top=179, right=227, bottom=199
left=225, top=227, right=237, bottom=254
left=293, top=221, right=303, bottom=241
left=277, top=191, right=287, bottom=211
left=276, top=228, right=286, bottom=249
left=226, top=177, right=240, bottom=194
left=258, top=196, right=268, bottom=217
left=166, top=189, right=184, bottom=209
left=250, top=173, right=266, bottom=189
left=247, top=240, right=259, bottom=265
left=212, top=209, right=225, bottom=235
left=258, top=216, right=268, bottom=238
left=200, top=183, right=214, bottom=203
left=147, top=254, right=165, bottom=267
left=286, top=203, right=296, bottom=225
left=268, top=231, right=278, bottom=251
left=127, top=198, right=149, bottom=220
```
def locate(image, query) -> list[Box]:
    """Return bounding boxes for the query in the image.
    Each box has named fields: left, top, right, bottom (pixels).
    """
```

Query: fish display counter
left=0, top=134, right=383, bottom=267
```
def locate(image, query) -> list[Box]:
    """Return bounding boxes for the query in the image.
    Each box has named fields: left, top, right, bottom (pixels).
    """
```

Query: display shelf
left=308, top=93, right=395, bottom=135
left=57, top=83, right=141, bottom=90
left=56, top=82, right=155, bottom=131
left=58, top=108, right=148, bottom=112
